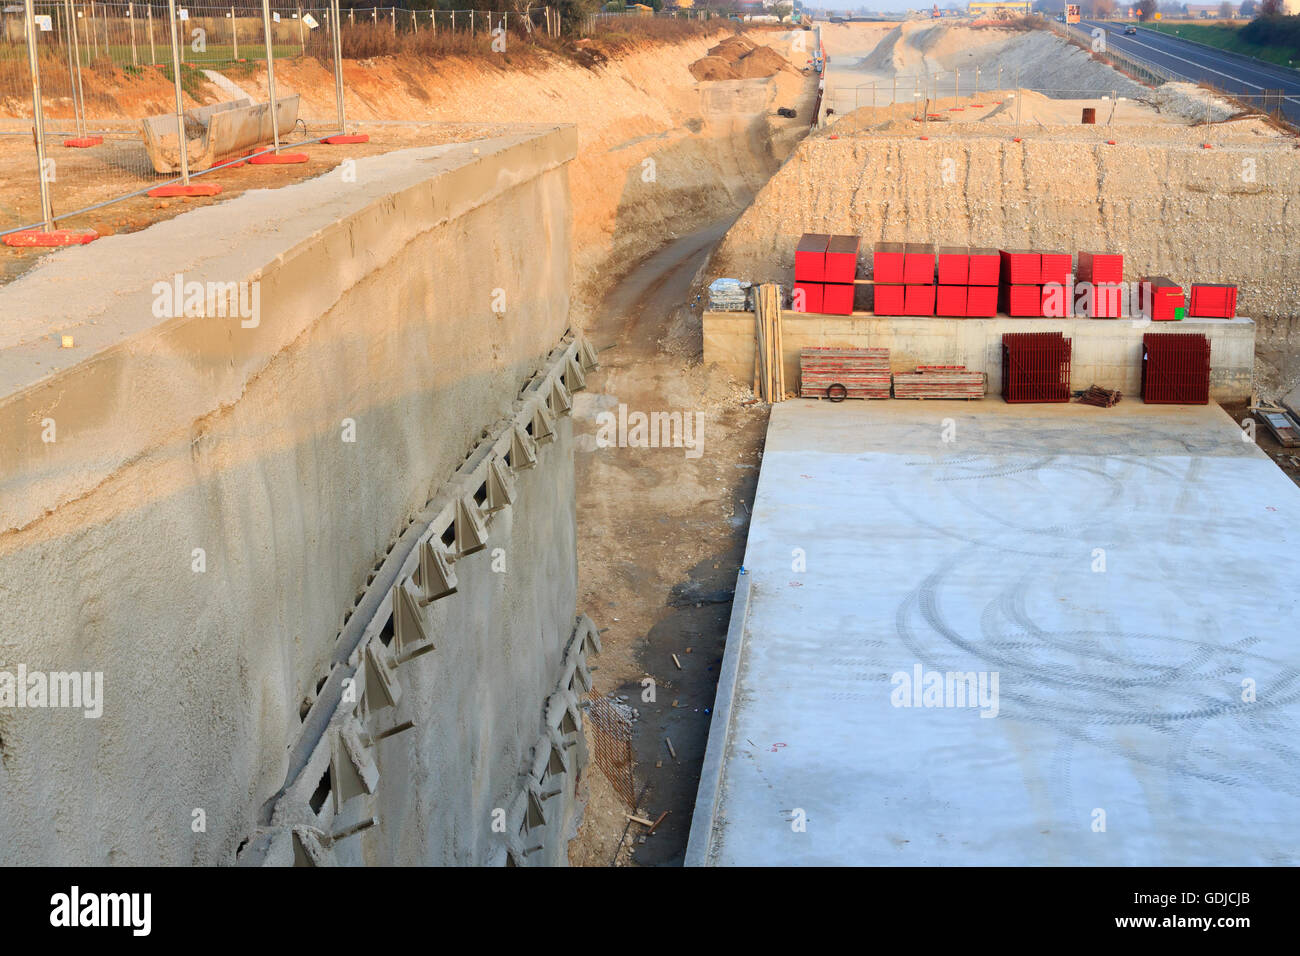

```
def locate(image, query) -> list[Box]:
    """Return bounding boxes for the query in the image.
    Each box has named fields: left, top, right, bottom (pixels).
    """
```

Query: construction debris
left=892, top=365, right=985, bottom=400
left=708, top=278, right=751, bottom=311
left=1079, top=384, right=1123, bottom=407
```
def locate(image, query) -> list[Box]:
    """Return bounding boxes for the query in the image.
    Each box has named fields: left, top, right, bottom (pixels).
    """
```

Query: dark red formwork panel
left=1077, top=251, right=1124, bottom=285
left=1000, top=250, right=1041, bottom=285
left=795, top=233, right=831, bottom=282
left=1142, top=333, right=1210, bottom=404
left=1076, top=282, right=1125, bottom=318
left=1002, top=331, right=1072, bottom=403
left=873, top=242, right=906, bottom=284
left=936, top=285, right=967, bottom=317
left=968, top=248, right=1001, bottom=286
left=792, top=281, right=824, bottom=314
left=822, top=282, right=855, bottom=315
left=873, top=284, right=906, bottom=316
left=825, top=235, right=861, bottom=284
left=965, top=285, right=998, bottom=317
left=800, top=347, right=892, bottom=399
left=1189, top=283, right=1238, bottom=319
left=1039, top=252, right=1072, bottom=287
left=937, top=247, right=970, bottom=285
left=903, top=243, right=937, bottom=284
left=904, top=284, right=937, bottom=316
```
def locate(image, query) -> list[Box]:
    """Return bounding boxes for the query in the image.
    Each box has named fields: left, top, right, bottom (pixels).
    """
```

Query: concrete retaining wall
left=704, top=311, right=1254, bottom=402
left=0, top=126, right=587, bottom=865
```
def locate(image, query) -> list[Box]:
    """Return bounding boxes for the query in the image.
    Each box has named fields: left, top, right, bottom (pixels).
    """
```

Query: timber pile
left=799, top=347, right=891, bottom=399
left=892, top=365, right=985, bottom=400
left=1079, top=384, right=1122, bottom=407
left=754, top=283, right=786, bottom=402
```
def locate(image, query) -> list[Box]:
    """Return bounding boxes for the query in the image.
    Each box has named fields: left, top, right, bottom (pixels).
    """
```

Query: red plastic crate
left=792, top=281, right=823, bottom=314
left=1189, top=283, right=1237, bottom=319
left=965, top=285, right=998, bottom=317
left=873, top=284, right=905, bottom=316
left=1006, top=284, right=1043, bottom=317
left=1002, top=332, right=1072, bottom=403
left=1077, top=251, right=1123, bottom=285
left=822, top=282, right=855, bottom=315
left=1000, top=250, right=1041, bottom=285
left=824, top=235, right=861, bottom=284
left=1142, top=333, right=1210, bottom=404
left=904, top=284, right=936, bottom=316
left=1039, top=252, right=1072, bottom=287
left=968, top=248, right=1001, bottom=286
left=1138, top=276, right=1185, bottom=322
left=873, top=242, right=906, bottom=284
left=903, top=243, right=937, bottom=284
left=936, top=285, right=967, bottom=317
left=937, top=247, right=969, bottom=285
left=795, top=233, right=831, bottom=282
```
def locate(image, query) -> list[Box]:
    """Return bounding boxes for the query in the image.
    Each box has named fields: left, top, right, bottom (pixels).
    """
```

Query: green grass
left=1138, top=22, right=1300, bottom=70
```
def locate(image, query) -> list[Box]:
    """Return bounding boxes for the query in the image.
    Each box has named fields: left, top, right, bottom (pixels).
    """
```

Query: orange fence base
left=147, top=184, right=223, bottom=198
left=322, top=134, right=370, bottom=145
left=3, top=229, right=98, bottom=248
left=63, top=136, right=104, bottom=148
left=249, top=152, right=310, bottom=165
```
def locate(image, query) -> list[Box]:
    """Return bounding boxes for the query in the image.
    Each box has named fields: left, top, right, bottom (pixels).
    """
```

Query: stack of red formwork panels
left=1138, top=276, right=1185, bottom=322
left=1075, top=251, right=1125, bottom=318
left=1142, top=333, right=1210, bottom=404
left=799, top=347, right=892, bottom=399
left=892, top=365, right=986, bottom=399
left=822, top=235, right=860, bottom=315
left=793, top=233, right=830, bottom=313
left=872, top=241, right=906, bottom=316
left=999, top=250, right=1074, bottom=317
left=903, top=243, right=936, bottom=316
left=1002, top=331, right=1072, bottom=403
left=1188, top=283, right=1238, bottom=319
left=966, top=248, right=1001, bottom=317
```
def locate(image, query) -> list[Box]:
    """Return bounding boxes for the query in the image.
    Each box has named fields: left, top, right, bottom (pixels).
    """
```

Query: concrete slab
left=688, top=399, right=1300, bottom=866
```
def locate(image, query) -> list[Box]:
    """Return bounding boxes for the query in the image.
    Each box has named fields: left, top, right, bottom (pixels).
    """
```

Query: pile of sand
left=690, top=35, right=791, bottom=81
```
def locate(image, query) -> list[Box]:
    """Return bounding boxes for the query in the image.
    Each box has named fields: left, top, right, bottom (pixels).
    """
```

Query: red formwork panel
left=1002, top=332, right=1072, bottom=403
left=1042, top=282, right=1073, bottom=317
left=873, top=242, right=906, bottom=284
left=903, top=243, right=937, bottom=284
left=873, top=284, right=906, bottom=316
left=1005, top=284, right=1043, bottom=317
left=999, top=250, right=1041, bottom=285
left=1077, top=251, right=1124, bottom=285
left=904, top=284, right=937, bottom=316
left=796, top=233, right=831, bottom=282
left=965, top=285, right=998, bottom=317
left=1138, top=276, right=1185, bottom=321
left=1189, top=283, right=1238, bottom=319
left=825, top=235, right=861, bottom=283
left=1076, top=282, right=1125, bottom=318
left=937, top=247, right=970, bottom=285
left=799, top=347, right=892, bottom=399
left=822, top=282, right=855, bottom=315
left=936, top=285, right=967, bottom=317
left=1142, top=332, right=1210, bottom=404
left=792, top=281, right=824, bottom=314
left=968, top=248, right=1001, bottom=286
left=1039, top=252, right=1072, bottom=287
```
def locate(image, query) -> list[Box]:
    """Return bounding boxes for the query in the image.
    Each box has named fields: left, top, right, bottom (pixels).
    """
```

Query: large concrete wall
left=0, top=125, right=587, bottom=864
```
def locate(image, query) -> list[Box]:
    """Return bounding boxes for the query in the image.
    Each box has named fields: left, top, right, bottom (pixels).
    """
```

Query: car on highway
left=1124, top=25, right=1137, bottom=34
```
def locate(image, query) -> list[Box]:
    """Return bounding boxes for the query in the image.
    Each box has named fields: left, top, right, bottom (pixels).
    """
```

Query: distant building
left=1184, top=3, right=1239, bottom=15
left=967, top=1, right=1033, bottom=15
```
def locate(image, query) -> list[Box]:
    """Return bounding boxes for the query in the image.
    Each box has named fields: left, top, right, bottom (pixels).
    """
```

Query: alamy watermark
left=594, top=404, right=704, bottom=459
left=152, top=272, right=260, bottom=328
left=0, top=664, right=103, bottom=718
left=891, top=663, right=999, bottom=718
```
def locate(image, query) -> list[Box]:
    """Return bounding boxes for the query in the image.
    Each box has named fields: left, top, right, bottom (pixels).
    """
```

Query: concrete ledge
left=704, top=311, right=1254, bottom=402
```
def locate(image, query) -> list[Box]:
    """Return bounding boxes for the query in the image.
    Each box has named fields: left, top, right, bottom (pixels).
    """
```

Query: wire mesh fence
left=585, top=691, right=635, bottom=810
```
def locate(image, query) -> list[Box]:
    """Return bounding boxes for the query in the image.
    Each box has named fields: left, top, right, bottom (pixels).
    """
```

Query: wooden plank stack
left=753, top=283, right=786, bottom=402
left=799, top=347, right=891, bottom=399
left=1079, top=384, right=1122, bottom=407
left=892, top=365, right=985, bottom=400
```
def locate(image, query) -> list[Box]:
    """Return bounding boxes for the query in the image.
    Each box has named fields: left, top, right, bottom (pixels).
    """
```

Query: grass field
left=1139, top=22, right=1300, bottom=69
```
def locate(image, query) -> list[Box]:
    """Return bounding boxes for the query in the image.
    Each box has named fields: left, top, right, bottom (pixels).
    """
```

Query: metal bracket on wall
left=416, top=539, right=457, bottom=604
left=392, top=581, right=435, bottom=663
left=454, top=495, right=490, bottom=556
left=486, top=457, right=516, bottom=513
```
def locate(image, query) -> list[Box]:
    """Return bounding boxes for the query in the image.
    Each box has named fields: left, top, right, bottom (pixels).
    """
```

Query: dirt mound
left=690, top=55, right=741, bottom=81
left=708, top=35, right=756, bottom=59
left=734, top=46, right=791, bottom=79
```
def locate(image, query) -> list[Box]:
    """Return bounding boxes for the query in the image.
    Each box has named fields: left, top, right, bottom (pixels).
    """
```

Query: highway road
left=1079, top=19, right=1300, bottom=125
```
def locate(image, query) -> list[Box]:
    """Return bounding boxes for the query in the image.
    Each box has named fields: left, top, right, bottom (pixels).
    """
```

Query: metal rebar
left=23, top=0, right=56, bottom=231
